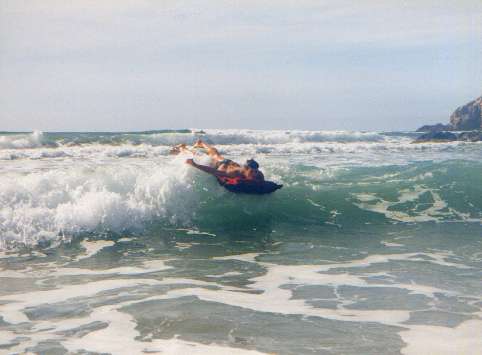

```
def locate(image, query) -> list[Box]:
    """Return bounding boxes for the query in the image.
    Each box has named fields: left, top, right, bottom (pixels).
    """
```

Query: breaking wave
left=0, top=129, right=391, bottom=150
left=0, top=156, right=202, bottom=248
left=0, top=131, right=46, bottom=149
left=2, top=129, right=480, bottom=164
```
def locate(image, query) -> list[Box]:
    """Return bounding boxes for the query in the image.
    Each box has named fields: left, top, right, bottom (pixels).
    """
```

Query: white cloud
left=2, top=0, right=480, bottom=53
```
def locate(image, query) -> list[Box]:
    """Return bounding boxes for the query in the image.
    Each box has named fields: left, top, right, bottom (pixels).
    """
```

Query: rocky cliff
left=416, top=95, right=481, bottom=132
left=415, top=95, right=482, bottom=142
left=416, top=123, right=452, bottom=132
left=449, top=96, right=482, bottom=130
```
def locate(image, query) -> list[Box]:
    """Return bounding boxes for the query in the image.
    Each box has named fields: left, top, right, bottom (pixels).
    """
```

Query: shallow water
left=0, top=130, right=481, bottom=354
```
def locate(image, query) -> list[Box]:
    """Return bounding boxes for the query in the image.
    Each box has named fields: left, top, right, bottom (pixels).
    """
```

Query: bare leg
left=193, top=139, right=224, bottom=162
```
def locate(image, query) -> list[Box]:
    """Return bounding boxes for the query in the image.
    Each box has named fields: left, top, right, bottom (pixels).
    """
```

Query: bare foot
left=169, top=144, right=188, bottom=155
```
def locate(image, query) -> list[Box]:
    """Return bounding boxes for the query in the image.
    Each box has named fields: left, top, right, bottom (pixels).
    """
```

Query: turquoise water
left=0, top=130, right=481, bottom=354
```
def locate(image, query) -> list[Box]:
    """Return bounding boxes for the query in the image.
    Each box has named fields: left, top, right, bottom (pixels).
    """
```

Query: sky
left=0, top=0, right=481, bottom=132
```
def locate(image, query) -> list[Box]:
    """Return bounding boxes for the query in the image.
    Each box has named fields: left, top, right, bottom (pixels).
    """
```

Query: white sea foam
left=213, top=253, right=260, bottom=263
left=353, top=185, right=479, bottom=223
left=176, top=228, right=217, bottom=237
left=62, top=305, right=267, bottom=355
left=381, top=241, right=405, bottom=247
left=1, top=248, right=479, bottom=354
left=400, top=319, right=482, bottom=355
left=117, top=237, right=134, bottom=242
left=75, top=240, right=115, bottom=261
left=52, top=259, right=173, bottom=277
left=0, top=129, right=391, bottom=153
left=0, top=155, right=202, bottom=248
left=0, top=278, right=162, bottom=324
left=0, top=141, right=466, bottom=163
left=206, top=271, right=244, bottom=277
left=0, top=274, right=264, bottom=355
left=140, top=129, right=390, bottom=146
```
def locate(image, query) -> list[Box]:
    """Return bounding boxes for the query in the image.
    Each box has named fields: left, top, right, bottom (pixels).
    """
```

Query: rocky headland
left=415, top=96, right=482, bottom=142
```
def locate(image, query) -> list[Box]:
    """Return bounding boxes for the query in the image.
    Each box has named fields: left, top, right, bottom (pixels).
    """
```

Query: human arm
left=185, top=159, right=239, bottom=178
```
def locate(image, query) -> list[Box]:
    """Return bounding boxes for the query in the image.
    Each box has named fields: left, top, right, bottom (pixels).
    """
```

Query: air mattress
left=218, top=179, right=283, bottom=194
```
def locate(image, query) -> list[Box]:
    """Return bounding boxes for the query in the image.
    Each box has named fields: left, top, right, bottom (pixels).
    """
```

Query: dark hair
left=245, top=159, right=259, bottom=169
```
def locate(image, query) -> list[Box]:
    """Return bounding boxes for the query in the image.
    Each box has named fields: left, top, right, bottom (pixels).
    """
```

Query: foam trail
left=61, top=304, right=267, bottom=355
left=75, top=240, right=115, bottom=261
left=0, top=279, right=161, bottom=324
left=0, top=275, right=265, bottom=355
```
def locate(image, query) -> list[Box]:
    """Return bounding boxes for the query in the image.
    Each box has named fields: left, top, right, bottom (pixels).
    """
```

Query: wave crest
left=0, top=131, right=46, bottom=149
left=0, top=157, right=200, bottom=248
left=0, top=130, right=390, bottom=150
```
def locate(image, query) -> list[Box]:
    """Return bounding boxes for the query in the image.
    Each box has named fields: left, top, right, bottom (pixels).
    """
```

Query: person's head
left=244, top=159, right=259, bottom=171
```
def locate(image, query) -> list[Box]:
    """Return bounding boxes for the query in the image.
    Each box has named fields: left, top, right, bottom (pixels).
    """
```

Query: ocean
left=0, top=129, right=481, bottom=354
